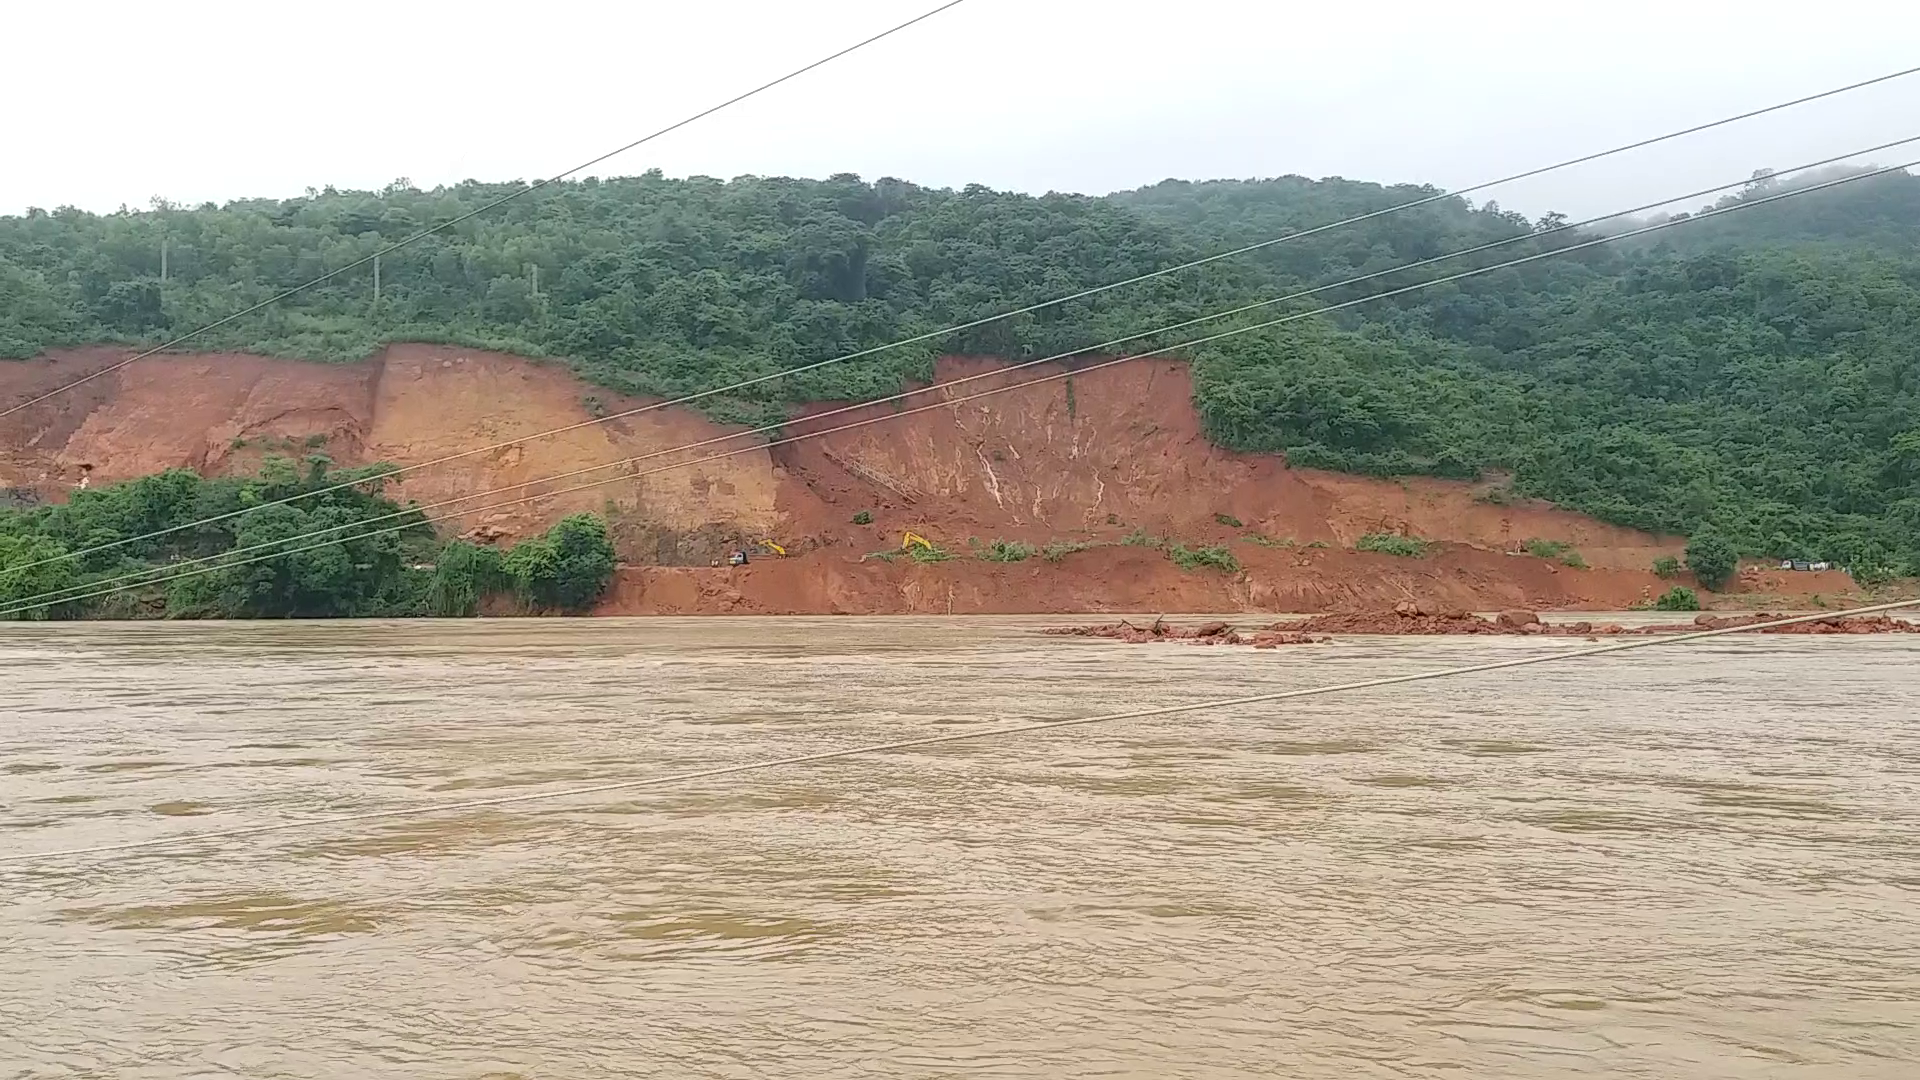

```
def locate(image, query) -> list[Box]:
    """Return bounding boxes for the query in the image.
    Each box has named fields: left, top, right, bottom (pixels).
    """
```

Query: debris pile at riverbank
left=1044, top=605, right=1916, bottom=646
left=1671, top=612, right=1918, bottom=634
left=1266, top=604, right=1560, bottom=635
left=1268, top=605, right=1916, bottom=637
left=1041, top=618, right=1329, bottom=648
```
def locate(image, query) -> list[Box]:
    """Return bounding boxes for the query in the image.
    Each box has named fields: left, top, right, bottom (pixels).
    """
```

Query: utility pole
left=529, top=262, right=539, bottom=297
left=160, top=237, right=169, bottom=282
left=372, top=254, right=381, bottom=307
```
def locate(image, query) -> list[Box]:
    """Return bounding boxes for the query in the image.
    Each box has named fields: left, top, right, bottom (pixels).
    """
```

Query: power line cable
left=6, top=155, right=1908, bottom=619
left=0, top=0, right=974, bottom=421
left=3, top=598, right=1912, bottom=870
left=13, top=67, right=1920, bottom=572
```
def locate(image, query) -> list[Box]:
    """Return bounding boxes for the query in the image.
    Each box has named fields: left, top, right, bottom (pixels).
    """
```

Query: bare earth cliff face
left=1, top=346, right=1857, bottom=614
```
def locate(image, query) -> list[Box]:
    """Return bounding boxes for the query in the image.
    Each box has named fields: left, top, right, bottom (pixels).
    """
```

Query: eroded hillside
left=4, top=345, right=1819, bottom=614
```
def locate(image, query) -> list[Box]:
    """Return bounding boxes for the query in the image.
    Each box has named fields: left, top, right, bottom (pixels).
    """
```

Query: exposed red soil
left=601, top=542, right=1672, bottom=615
left=772, top=356, right=1684, bottom=569
left=2, top=346, right=1898, bottom=615
left=0, top=345, right=784, bottom=553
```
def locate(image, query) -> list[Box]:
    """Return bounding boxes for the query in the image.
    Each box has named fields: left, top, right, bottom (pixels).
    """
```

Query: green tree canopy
left=505, top=513, right=616, bottom=614
left=0, top=464, right=620, bottom=620
left=1685, top=530, right=1740, bottom=592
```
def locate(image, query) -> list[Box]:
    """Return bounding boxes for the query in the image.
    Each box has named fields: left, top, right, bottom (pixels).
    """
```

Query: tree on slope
left=1685, top=530, right=1739, bottom=592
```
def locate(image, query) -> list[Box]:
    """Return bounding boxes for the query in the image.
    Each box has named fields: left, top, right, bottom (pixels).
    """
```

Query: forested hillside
left=2, top=167, right=1917, bottom=576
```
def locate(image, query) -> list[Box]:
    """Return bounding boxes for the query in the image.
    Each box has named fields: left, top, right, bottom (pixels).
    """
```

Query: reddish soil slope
left=0, top=346, right=1862, bottom=614
left=1, top=345, right=784, bottom=560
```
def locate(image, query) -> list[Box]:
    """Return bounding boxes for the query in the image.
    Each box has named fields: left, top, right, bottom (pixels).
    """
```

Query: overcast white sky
left=7, top=0, right=1919, bottom=220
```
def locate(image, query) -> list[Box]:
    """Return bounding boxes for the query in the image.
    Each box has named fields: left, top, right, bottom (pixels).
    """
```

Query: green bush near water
left=503, top=513, right=617, bottom=614
left=0, top=458, right=429, bottom=619
left=1653, top=586, right=1702, bottom=611
left=426, top=541, right=511, bottom=617
left=0, top=534, right=80, bottom=620
left=0, top=462, right=615, bottom=619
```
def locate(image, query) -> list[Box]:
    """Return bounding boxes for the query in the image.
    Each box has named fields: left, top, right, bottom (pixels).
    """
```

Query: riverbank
left=1042, top=607, right=1920, bottom=647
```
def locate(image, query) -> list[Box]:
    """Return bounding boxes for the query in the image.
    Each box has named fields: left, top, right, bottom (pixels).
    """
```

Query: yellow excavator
left=728, top=539, right=787, bottom=567
left=901, top=532, right=932, bottom=553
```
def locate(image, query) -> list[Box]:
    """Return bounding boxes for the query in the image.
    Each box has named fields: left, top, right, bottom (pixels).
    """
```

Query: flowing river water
left=3, top=616, right=1918, bottom=1078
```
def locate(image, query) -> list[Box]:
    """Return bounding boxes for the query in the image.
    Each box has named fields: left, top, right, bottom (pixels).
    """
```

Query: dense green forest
left=0, top=461, right=615, bottom=618
left=2, top=165, right=1917, bottom=580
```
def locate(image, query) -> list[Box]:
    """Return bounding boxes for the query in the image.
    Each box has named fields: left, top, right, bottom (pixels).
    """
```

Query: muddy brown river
left=3, top=617, right=1918, bottom=1078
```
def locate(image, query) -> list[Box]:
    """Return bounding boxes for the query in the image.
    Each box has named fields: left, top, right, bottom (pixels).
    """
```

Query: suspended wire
left=15, top=68, right=1920, bottom=574
left=0, top=0, right=974, bottom=422
left=3, top=599, right=1912, bottom=870
left=6, top=155, right=1910, bottom=619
